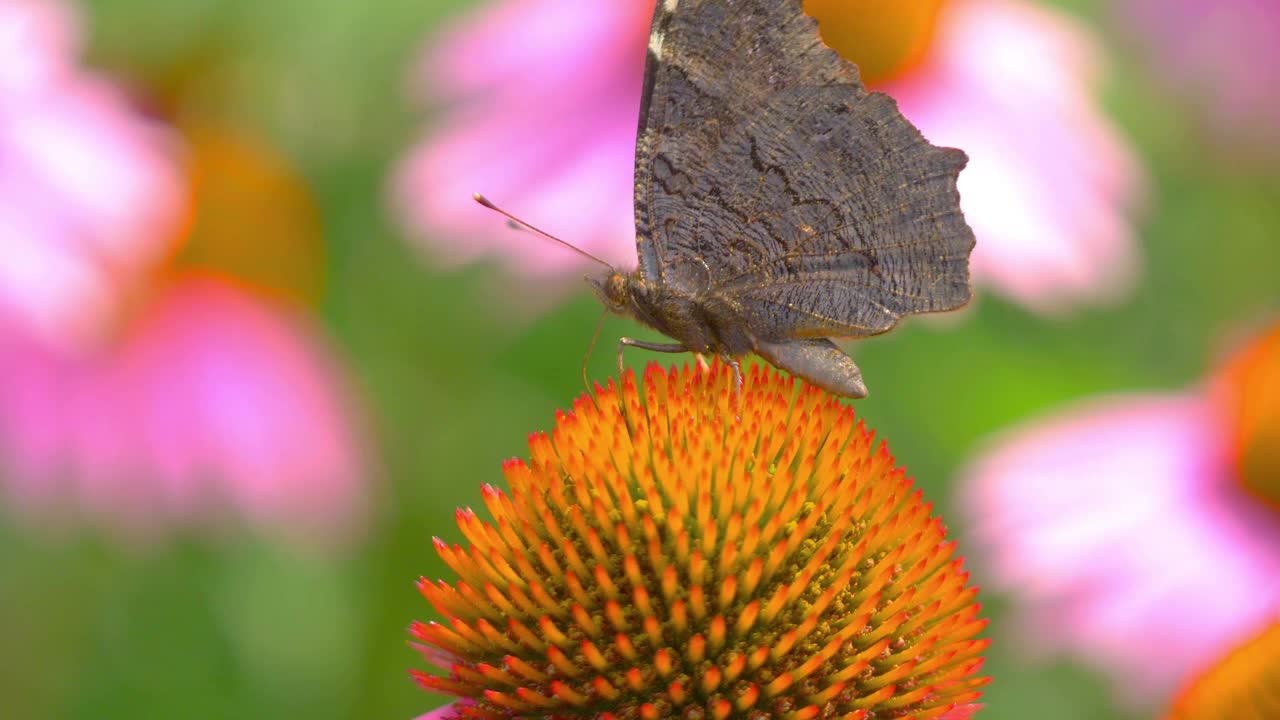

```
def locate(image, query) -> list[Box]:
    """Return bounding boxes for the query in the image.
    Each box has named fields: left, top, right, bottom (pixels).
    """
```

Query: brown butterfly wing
left=632, top=0, right=974, bottom=340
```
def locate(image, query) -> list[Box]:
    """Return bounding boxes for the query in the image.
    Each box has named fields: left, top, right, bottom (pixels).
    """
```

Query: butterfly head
left=588, top=270, right=634, bottom=315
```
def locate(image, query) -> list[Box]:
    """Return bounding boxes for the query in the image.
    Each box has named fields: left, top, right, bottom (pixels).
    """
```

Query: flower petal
left=0, top=0, right=78, bottom=94
left=412, top=701, right=468, bottom=720
left=883, top=0, right=1145, bottom=312
left=961, top=394, right=1280, bottom=701
left=394, top=0, right=646, bottom=278
left=0, top=0, right=184, bottom=350
left=0, top=279, right=366, bottom=542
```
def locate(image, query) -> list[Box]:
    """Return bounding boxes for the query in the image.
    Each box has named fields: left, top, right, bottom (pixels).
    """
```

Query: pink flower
left=0, top=0, right=184, bottom=351
left=396, top=0, right=1144, bottom=313
left=394, top=0, right=648, bottom=277
left=878, top=0, right=1144, bottom=312
left=412, top=703, right=468, bottom=720
left=0, top=279, right=365, bottom=540
left=960, top=326, right=1280, bottom=704
left=1118, top=0, right=1280, bottom=154
left=0, top=0, right=366, bottom=541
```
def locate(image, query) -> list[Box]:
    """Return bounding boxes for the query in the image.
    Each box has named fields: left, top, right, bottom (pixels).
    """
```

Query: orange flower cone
left=412, top=363, right=988, bottom=719
left=803, top=0, right=946, bottom=83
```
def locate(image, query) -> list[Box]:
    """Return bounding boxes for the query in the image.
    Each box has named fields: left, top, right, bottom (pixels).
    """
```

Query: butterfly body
left=593, top=260, right=873, bottom=397
left=591, top=269, right=748, bottom=356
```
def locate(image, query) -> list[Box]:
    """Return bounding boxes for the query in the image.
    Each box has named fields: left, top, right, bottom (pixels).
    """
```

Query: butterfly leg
left=755, top=338, right=868, bottom=399
left=617, top=337, right=689, bottom=377
left=718, top=354, right=743, bottom=395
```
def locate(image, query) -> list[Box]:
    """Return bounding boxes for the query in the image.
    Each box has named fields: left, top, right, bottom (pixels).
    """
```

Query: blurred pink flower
left=0, top=279, right=365, bottom=539
left=1119, top=0, right=1280, bottom=153
left=0, top=0, right=366, bottom=541
left=961, top=329, right=1280, bottom=704
left=880, top=0, right=1144, bottom=312
left=395, top=0, right=1144, bottom=313
left=0, top=0, right=184, bottom=351
left=394, top=0, right=648, bottom=276
left=413, top=704, right=464, bottom=720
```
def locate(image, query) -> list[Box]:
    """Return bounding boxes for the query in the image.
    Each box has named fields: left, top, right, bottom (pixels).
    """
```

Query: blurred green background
left=1, top=0, right=1277, bottom=718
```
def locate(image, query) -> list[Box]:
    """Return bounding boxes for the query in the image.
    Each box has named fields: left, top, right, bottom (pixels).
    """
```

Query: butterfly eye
left=609, top=274, right=628, bottom=300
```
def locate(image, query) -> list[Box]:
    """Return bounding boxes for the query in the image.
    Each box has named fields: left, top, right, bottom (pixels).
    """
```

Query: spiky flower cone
left=1167, top=619, right=1280, bottom=719
left=412, top=363, right=989, bottom=719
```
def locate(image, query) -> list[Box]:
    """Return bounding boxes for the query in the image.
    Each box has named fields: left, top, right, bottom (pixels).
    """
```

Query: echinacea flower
left=1166, top=619, right=1280, bottom=719
left=1117, top=0, right=1280, bottom=154
left=0, top=0, right=183, bottom=351
left=396, top=0, right=1143, bottom=313
left=412, top=363, right=989, bottom=719
left=960, top=323, right=1280, bottom=704
left=0, top=278, right=364, bottom=538
left=0, top=0, right=366, bottom=541
left=395, top=0, right=645, bottom=277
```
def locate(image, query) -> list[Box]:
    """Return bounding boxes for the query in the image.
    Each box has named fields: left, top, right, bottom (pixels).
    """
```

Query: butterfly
left=484, top=0, right=975, bottom=398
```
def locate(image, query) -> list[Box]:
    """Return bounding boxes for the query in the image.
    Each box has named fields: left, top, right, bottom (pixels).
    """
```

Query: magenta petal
left=394, top=0, right=652, bottom=280
left=420, top=0, right=650, bottom=101
left=412, top=702, right=467, bottom=720
left=0, top=0, right=184, bottom=350
left=122, top=281, right=367, bottom=537
left=0, top=320, right=71, bottom=506
left=961, top=394, right=1280, bottom=702
left=939, top=704, right=983, bottom=720
left=394, top=87, right=640, bottom=275
left=0, top=280, right=367, bottom=542
left=0, top=0, right=78, bottom=94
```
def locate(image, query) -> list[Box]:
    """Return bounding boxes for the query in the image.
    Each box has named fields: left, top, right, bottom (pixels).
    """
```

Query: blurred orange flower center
left=111, top=122, right=326, bottom=340
left=165, top=124, right=324, bottom=305
left=1217, top=325, right=1280, bottom=512
left=803, top=0, right=947, bottom=84
left=1167, top=620, right=1280, bottom=719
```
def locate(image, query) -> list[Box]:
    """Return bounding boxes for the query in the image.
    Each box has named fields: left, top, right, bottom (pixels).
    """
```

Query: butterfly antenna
left=581, top=307, right=609, bottom=403
left=473, top=193, right=612, bottom=268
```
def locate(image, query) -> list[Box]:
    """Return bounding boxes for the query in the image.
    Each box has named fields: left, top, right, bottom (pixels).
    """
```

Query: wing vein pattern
left=632, top=0, right=975, bottom=341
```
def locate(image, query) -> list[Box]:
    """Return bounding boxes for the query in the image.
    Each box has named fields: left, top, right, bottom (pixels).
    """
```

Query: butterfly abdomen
left=622, top=273, right=764, bottom=358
